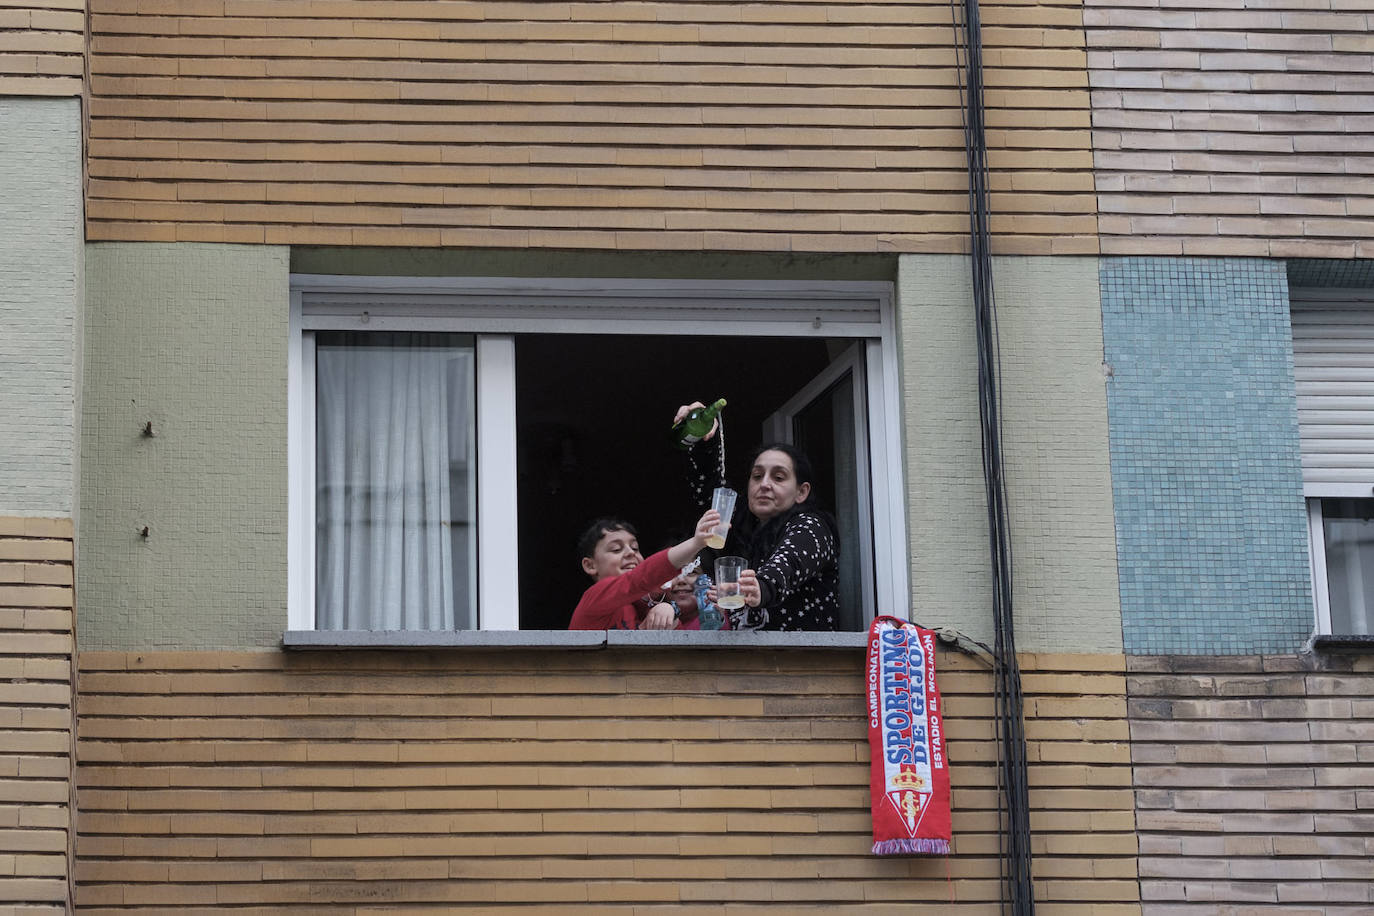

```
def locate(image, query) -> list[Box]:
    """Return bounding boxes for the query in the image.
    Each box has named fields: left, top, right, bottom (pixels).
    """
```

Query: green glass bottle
left=672, top=398, right=726, bottom=450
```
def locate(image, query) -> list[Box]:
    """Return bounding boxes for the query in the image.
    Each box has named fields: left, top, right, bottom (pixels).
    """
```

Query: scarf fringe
left=872, top=838, right=950, bottom=857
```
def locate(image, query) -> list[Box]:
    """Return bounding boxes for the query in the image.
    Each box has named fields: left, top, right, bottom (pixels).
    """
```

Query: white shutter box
left=294, top=276, right=887, bottom=338
left=1292, top=291, right=1374, bottom=496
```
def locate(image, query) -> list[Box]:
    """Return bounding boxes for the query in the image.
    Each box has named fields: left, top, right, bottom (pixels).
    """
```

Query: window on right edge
left=1293, top=290, right=1374, bottom=637
left=1308, top=499, right=1374, bottom=636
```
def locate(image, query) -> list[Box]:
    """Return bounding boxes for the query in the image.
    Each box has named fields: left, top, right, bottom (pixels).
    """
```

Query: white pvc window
left=289, top=276, right=905, bottom=632
left=1307, top=498, right=1374, bottom=637
left=1293, top=290, right=1374, bottom=636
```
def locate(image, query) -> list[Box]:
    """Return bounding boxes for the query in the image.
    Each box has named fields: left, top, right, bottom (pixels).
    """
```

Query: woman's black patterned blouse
left=685, top=436, right=841, bottom=632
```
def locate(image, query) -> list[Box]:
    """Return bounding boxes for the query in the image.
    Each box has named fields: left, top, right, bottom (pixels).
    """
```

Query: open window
left=1293, top=290, right=1374, bottom=638
left=289, top=277, right=905, bottom=633
left=764, top=344, right=873, bottom=632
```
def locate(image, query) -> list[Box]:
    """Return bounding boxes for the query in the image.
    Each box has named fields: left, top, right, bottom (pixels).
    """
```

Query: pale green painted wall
left=78, top=245, right=895, bottom=649
left=898, top=255, right=1122, bottom=653
left=77, top=245, right=1118, bottom=651
left=0, top=98, right=83, bottom=517
left=80, top=243, right=290, bottom=649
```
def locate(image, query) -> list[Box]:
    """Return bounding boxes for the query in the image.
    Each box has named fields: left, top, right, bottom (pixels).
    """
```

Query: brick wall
left=1130, top=654, right=1374, bottom=911
left=74, top=649, right=1137, bottom=909
left=85, top=0, right=1098, bottom=253
left=0, top=0, right=84, bottom=96
left=0, top=517, right=76, bottom=912
left=1087, top=0, right=1374, bottom=258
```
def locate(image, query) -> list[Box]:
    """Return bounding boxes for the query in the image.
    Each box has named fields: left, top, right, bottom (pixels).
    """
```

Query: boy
left=568, top=508, right=719, bottom=630
left=664, top=563, right=726, bottom=630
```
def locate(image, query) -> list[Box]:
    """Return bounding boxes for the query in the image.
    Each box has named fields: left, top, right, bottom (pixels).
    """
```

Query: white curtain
left=315, top=333, right=472, bottom=630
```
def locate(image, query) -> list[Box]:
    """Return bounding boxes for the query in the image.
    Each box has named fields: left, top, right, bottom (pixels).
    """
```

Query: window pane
left=792, top=372, right=865, bottom=631
left=1321, top=497, right=1374, bottom=636
left=315, top=332, right=477, bottom=630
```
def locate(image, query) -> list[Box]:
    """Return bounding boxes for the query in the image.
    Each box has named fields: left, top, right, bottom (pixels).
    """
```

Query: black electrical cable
left=946, top=0, right=1035, bottom=911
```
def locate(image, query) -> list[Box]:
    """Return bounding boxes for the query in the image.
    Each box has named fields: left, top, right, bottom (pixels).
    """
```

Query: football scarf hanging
left=866, top=615, right=951, bottom=855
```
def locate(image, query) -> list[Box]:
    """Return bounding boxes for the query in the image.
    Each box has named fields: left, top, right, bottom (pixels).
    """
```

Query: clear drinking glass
left=715, top=556, right=747, bottom=610
left=707, top=487, right=737, bottom=549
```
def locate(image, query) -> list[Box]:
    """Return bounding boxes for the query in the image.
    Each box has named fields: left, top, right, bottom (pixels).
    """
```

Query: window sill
left=283, top=629, right=869, bottom=650
left=1311, top=634, right=1374, bottom=654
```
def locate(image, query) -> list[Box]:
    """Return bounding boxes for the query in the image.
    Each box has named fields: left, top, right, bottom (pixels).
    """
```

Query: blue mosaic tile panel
left=1101, top=257, right=1313, bottom=655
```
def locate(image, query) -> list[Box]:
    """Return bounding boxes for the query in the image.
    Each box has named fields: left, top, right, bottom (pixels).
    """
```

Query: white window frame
left=1306, top=498, right=1335, bottom=635
left=765, top=342, right=878, bottom=622
left=288, top=275, right=907, bottom=631
left=1306, top=496, right=1374, bottom=637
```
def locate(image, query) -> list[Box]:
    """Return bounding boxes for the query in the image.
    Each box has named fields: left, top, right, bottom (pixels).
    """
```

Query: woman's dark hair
left=748, top=442, right=815, bottom=492
left=576, top=517, right=638, bottom=560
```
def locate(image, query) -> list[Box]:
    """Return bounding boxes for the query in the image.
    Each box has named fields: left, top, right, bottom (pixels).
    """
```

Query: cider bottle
left=672, top=398, right=726, bottom=450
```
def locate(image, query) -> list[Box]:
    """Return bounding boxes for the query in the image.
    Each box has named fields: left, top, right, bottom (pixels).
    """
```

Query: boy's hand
left=674, top=401, right=718, bottom=441
left=740, top=570, right=762, bottom=608
left=641, top=602, right=680, bottom=630
left=666, top=509, right=723, bottom=573
left=695, top=508, right=721, bottom=544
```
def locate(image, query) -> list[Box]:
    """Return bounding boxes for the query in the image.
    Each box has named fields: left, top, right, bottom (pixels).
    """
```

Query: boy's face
left=581, top=528, right=643, bottom=581
left=669, top=574, right=695, bottom=603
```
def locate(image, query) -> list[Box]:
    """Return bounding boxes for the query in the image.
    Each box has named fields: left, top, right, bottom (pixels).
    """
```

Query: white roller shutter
left=1292, top=291, right=1374, bottom=496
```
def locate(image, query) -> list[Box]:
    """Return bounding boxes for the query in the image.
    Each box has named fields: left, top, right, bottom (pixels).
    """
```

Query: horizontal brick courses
left=0, top=0, right=84, bottom=95
left=84, top=0, right=1098, bottom=251
left=1088, top=0, right=1374, bottom=252
left=72, top=649, right=1137, bottom=908
left=0, top=518, right=73, bottom=911
left=1131, top=655, right=1374, bottom=912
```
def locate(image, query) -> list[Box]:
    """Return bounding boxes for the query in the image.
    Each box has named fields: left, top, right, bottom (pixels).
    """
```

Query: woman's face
left=747, top=449, right=811, bottom=520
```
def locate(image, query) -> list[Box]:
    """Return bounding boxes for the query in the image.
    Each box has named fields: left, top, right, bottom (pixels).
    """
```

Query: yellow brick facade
left=1087, top=0, right=1374, bottom=257
left=0, top=517, right=75, bottom=913
left=82, top=0, right=1099, bottom=253
left=0, top=0, right=84, bottom=96
left=73, top=649, right=1139, bottom=910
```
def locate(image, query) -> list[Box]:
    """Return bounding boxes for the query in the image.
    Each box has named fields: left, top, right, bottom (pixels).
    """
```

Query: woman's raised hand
left=674, top=401, right=718, bottom=440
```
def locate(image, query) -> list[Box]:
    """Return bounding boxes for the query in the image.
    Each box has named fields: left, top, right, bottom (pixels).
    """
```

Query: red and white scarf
left=866, top=616, right=952, bottom=855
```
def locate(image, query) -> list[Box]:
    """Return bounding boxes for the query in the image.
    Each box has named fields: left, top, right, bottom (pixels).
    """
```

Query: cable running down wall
left=948, top=0, right=1035, bottom=909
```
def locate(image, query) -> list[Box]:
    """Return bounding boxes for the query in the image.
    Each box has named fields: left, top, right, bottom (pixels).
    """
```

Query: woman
left=675, top=402, right=841, bottom=631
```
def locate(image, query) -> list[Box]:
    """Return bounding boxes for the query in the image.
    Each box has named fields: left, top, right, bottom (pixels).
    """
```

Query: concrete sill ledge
left=1311, top=634, right=1374, bottom=654
left=284, top=630, right=868, bottom=650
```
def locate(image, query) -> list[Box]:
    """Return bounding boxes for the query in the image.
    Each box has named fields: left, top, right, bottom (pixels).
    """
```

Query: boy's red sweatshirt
left=568, top=549, right=677, bottom=630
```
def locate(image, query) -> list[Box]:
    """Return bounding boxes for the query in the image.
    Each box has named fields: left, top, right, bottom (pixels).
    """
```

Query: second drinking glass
left=715, top=556, right=747, bottom=609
